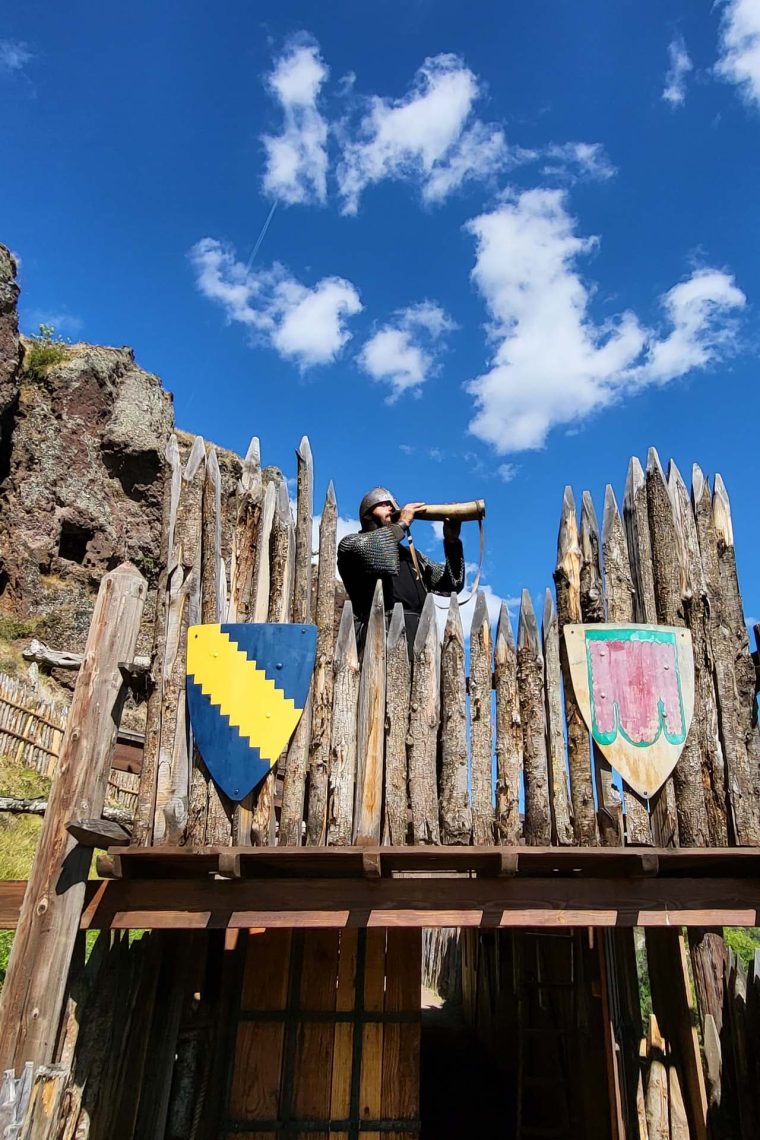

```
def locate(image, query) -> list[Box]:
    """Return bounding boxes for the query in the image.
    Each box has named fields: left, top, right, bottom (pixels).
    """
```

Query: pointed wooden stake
left=385, top=603, right=411, bottom=845
left=440, top=595, right=472, bottom=845
left=494, top=601, right=522, bottom=845
left=327, top=602, right=360, bottom=846
left=354, top=579, right=386, bottom=844
left=470, top=591, right=494, bottom=845
left=542, top=589, right=573, bottom=845
left=518, top=589, right=551, bottom=845
left=292, top=435, right=313, bottom=624
left=408, top=593, right=441, bottom=845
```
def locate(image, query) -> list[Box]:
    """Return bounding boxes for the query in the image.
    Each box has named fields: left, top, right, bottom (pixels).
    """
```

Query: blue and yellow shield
left=187, top=623, right=316, bottom=801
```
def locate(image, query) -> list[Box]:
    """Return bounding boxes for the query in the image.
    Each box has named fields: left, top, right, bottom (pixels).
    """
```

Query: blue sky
left=2, top=0, right=759, bottom=635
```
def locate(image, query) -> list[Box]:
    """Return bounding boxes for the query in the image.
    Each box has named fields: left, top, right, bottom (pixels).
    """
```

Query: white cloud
left=497, top=463, right=518, bottom=483
left=716, top=0, right=760, bottom=107
left=0, top=39, right=32, bottom=77
left=337, top=53, right=509, bottom=213
left=465, top=189, right=745, bottom=454
left=539, top=142, right=616, bottom=182
left=662, top=35, right=693, bottom=106
left=358, top=301, right=456, bottom=401
left=262, top=40, right=329, bottom=205
left=27, top=310, right=83, bottom=337
left=189, top=237, right=362, bottom=369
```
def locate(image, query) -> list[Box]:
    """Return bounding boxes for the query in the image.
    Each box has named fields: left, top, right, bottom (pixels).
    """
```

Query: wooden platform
left=4, top=845, right=760, bottom=931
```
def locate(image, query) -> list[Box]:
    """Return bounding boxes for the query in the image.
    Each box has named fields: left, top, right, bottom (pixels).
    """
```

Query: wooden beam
left=0, top=563, right=147, bottom=1072
left=65, top=818, right=130, bottom=848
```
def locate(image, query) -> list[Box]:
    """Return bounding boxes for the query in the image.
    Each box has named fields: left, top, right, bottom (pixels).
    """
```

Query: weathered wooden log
left=65, top=818, right=131, bottom=847
left=153, top=435, right=205, bottom=846
left=644, top=1016, right=669, bottom=1140
left=132, top=435, right=182, bottom=846
left=250, top=477, right=277, bottom=623
left=21, top=641, right=83, bottom=669
left=305, top=482, right=338, bottom=846
left=187, top=445, right=235, bottom=848
left=353, top=580, right=386, bottom=845
left=292, top=435, right=314, bottom=624
left=554, top=487, right=597, bottom=845
left=494, top=601, right=522, bottom=845
left=0, top=797, right=132, bottom=827
left=669, top=462, right=728, bottom=847
left=646, top=448, right=710, bottom=847
left=470, top=591, right=494, bottom=846
left=581, top=491, right=623, bottom=847
left=384, top=603, right=410, bottom=846
left=327, top=602, right=360, bottom=846
left=602, top=485, right=652, bottom=845
left=517, top=589, right=551, bottom=845
left=541, top=590, right=573, bottom=845
left=712, top=472, right=760, bottom=843
left=226, top=437, right=263, bottom=625
left=624, top=455, right=678, bottom=847
left=439, top=595, right=472, bottom=846
left=0, top=563, right=146, bottom=1072
left=408, top=593, right=440, bottom=845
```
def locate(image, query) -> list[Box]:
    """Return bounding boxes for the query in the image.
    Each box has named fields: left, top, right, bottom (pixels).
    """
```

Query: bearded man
left=337, top=487, right=465, bottom=654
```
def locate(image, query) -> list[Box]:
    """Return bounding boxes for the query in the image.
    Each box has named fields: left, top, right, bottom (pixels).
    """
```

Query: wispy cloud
left=358, top=301, right=456, bottom=401
left=662, top=35, right=693, bottom=106
left=465, top=188, right=745, bottom=454
left=715, top=0, right=760, bottom=107
left=262, top=38, right=329, bottom=205
left=539, top=141, right=616, bottom=182
left=0, top=39, right=32, bottom=78
left=189, top=237, right=362, bottom=369
left=337, top=53, right=510, bottom=213
left=27, top=309, right=84, bottom=337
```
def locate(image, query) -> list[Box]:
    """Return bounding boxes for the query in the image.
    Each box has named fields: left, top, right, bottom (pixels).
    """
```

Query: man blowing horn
left=337, top=487, right=465, bottom=655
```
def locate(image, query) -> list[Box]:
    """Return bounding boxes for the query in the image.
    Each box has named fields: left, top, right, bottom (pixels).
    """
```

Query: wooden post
left=0, top=563, right=146, bottom=1072
left=581, top=491, right=623, bottom=847
left=153, top=435, right=205, bottom=845
left=408, top=593, right=440, bottom=845
left=624, top=455, right=678, bottom=847
left=494, top=601, right=522, bottom=845
left=305, top=483, right=338, bottom=845
left=384, top=603, right=410, bottom=846
left=470, top=591, right=494, bottom=846
left=646, top=448, right=710, bottom=847
left=227, top=437, right=263, bottom=625
left=711, top=473, right=760, bottom=843
left=327, top=602, right=360, bottom=846
left=554, top=487, right=598, bottom=845
left=669, top=462, right=728, bottom=847
left=517, top=589, right=551, bottom=845
left=292, top=436, right=314, bottom=625
left=541, top=590, right=573, bottom=845
left=353, top=580, right=385, bottom=845
left=439, top=594, right=472, bottom=846
left=602, top=485, right=652, bottom=846
left=132, top=435, right=182, bottom=846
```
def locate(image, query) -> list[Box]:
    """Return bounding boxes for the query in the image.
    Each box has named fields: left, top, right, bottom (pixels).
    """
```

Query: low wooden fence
left=0, top=674, right=66, bottom=778
left=131, top=434, right=760, bottom=856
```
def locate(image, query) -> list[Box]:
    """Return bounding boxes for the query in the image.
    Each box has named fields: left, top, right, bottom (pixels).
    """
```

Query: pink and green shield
left=564, top=624, right=694, bottom=800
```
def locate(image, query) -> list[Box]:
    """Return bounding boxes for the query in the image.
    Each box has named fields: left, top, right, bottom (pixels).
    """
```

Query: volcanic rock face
left=0, top=336, right=174, bottom=654
left=0, top=246, right=22, bottom=476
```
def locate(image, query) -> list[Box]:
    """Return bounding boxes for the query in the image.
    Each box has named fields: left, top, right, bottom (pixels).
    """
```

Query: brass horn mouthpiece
left=414, top=500, right=486, bottom=523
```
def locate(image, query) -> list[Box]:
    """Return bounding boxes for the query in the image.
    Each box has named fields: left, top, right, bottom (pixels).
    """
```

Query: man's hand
left=443, top=517, right=461, bottom=542
left=398, top=502, right=426, bottom=528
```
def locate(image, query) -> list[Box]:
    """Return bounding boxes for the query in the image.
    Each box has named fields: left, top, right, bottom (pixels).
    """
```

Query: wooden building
left=0, top=435, right=758, bottom=1138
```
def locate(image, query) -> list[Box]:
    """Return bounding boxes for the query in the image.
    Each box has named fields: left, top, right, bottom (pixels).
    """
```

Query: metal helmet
left=359, top=486, right=399, bottom=530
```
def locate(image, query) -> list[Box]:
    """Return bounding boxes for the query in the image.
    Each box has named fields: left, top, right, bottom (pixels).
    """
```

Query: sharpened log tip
left=518, top=588, right=539, bottom=651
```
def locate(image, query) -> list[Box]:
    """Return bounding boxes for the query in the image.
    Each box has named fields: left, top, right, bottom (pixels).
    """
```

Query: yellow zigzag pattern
left=187, top=625, right=300, bottom=764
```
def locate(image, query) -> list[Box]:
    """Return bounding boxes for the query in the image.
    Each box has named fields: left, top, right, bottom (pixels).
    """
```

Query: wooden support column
left=0, top=562, right=146, bottom=1072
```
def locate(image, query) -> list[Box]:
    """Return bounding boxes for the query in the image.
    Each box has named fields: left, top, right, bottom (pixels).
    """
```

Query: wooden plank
left=494, top=600, right=522, bottom=845
left=327, top=602, right=360, bottom=846
left=0, top=564, right=147, bottom=1074
left=470, top=591, right=494, bottom=845
left=384, top=604, right=410, bottom=846
left=230, top=931, right=291, bottom=1124
left=542, top=590, right=573, bottom=845
left=292, top=931, right=339, bottom=1132
left=383, top=929, right=420, bottom=1126
left=408, top=594, right=440, bottom=845
left=65, top=817, right=130, bottom=848
left=18, top=1065, right=68, bottom=1140
left=439, top=595, right=471, bottom=845
left=360, top=929, right=385, bottom=1126
left=305, top=483, right=338, bottom=846
left=354, top=580, right=386, bottom=845
left=647, top=448, right=710, bottom=847
left=554, top=487, right=598, bottom=845
left=331, top=928, right=358, bottom=1123
left=74, top=873, right=760, bottom=930
left=518, top=590, right=551, bottom=845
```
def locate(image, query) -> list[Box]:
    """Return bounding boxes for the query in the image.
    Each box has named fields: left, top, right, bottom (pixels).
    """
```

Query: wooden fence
left=131, top=435, right=760, bottom=856
left=0, top=674, right=66, bottom=778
